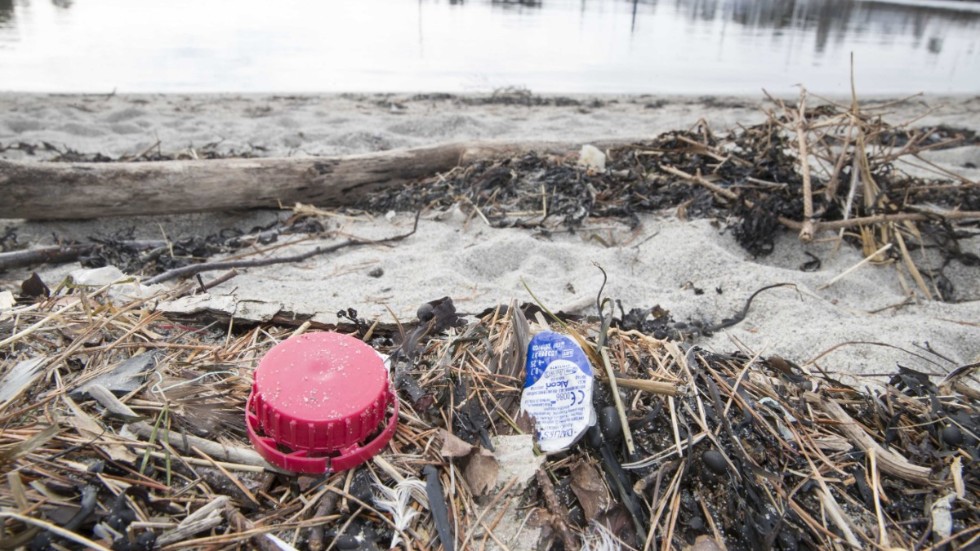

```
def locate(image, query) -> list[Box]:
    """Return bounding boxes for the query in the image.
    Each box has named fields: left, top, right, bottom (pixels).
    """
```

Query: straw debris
left=363, top=93, right=978, bottom=301
left=1, top=280, right=977, bottom=550
left=1, top=92, right=977, bottom=549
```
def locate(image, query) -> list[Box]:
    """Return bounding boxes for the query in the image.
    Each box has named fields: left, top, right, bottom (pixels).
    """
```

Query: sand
left=1, top=91, right=979, bottom=388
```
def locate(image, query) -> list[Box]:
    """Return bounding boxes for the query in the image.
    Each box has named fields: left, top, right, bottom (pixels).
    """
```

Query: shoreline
left=1, top=91, right=978, bottom=387
left=3, top=91, right=978, bottom=161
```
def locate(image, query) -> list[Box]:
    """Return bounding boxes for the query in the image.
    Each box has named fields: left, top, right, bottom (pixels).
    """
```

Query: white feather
left=581, top=522, right=620, bottom=551
left=374, top=477, right=427, bottom=549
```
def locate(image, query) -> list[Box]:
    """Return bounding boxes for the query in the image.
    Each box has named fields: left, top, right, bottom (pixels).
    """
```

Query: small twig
left=133, top=139, right=162, bottom=161
left=87, top=384, right=283, bottom=472
left=203, top=268, right=239, bottom=290
left=0, top=511, right=111, bottom=551
left=818, top=487, right=863, bottom=549
left=818, top=243, right=892, bottom=290
left=308, top=492, right=340, bottom=551
left=225, top=506, right=284, bottom=551
left=662, top=160, right=980, bottom=233
left=610, top=377, right=679, bottom=397
left=458, top=476, right=519, bottom=551
left=145, top=210, right=422, bottom=284
left=893, top=227, right=932, bottom=300
left=795, top=89, right=817, bottom=242
left=192, top=446, right=260, bottom=506
left=535, top=467, right=577, bottom=550
left=824, top=117, right=855, bottom=202
left=836, top=150, right=862, bottom=248
left=868, top=449, right=891, bottom=549
left=660, top=164, right=739, bottom=201
left=594, top=263, right=635, bottom=455
left=782, top=210, right=980, bottom=232
left=667, top=395, right=683, bottom=459
left=461, top=195, right=491, bottom=227
left=806, top=394, right=934, bottom=485
left=157, top=497, right=229, bottom=546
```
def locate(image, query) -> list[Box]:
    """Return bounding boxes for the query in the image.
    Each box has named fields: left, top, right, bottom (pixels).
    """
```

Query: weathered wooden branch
left=0, top=244, right=95, bottom=271
left=0, top=240, right=164, bottom=272
left=0, top=141, right=606, bottom=220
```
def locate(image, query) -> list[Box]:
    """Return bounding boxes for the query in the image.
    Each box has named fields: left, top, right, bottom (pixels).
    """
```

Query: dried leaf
left=20, top=272, right=50, bottom=298
left=465, top=448, right=499, bottom=497
left=0, top=356, right=46, bottom=406
left=73, top=351, right=160, bottom=398
left=59, top=322, right=103, bottom=345
left=570, top=461, right=610, bottom=520
left=439, top=429, right=475, bottom=458
left=516, top=410, right=536, bottom=434
left=0, top=424, right=59, bottom=464
left=63, top=394, right=138, bottom=463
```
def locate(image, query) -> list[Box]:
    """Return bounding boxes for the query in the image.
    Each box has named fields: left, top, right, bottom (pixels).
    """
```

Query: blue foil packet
left=520, top=331, right=596, bottom=452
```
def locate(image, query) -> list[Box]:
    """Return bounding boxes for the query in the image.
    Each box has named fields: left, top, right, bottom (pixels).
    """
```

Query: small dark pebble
left=368, top=267, right=384, bottom=278
left=417, top=302, right=434, bottom=321
left=703, top=450, right=726, bottom=474
left=599, top=405, right=623, bottom=444
left=334, top=535, right=363, bottom=550
left=942, top=425, right=963, bottom=446
left=688, top=516, right=705, bottom=531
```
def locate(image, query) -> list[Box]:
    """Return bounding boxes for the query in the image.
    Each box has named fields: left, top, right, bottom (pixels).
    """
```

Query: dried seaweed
left=1, top=92, right=978, bottom=549
left=1, top=279, right=976, bottom=550
left=4, top=95, right=977, bottom=304
left=359, top=94, right=978, bottom=301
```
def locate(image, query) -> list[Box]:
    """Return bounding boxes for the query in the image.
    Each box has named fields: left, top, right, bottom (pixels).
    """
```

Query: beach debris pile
left=2, top=94, right=977, bottom=303
left=0, top=276, right=977, bottom=550
left=1, top=92, right=978, bottom=549
left=364, top=93, right=979, bottom=302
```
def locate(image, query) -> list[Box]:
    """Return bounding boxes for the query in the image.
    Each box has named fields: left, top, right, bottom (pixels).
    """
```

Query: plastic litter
left=578, top=144, right=606, bottom=171
left=245, top=331, right=398, bottom=474
left=520, top=330, right=596, bottom=452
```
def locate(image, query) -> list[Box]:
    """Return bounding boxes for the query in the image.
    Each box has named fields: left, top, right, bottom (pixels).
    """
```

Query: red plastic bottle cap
left=245, top=332, right=398, bottom=474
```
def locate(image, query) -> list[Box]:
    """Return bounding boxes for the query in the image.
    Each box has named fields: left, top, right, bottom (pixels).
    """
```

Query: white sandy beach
left=1, top=92, right=978, bottom=387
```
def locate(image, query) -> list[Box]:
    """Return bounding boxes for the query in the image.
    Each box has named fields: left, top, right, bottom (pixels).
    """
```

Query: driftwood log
left=0, top=141, right=606, bottom=220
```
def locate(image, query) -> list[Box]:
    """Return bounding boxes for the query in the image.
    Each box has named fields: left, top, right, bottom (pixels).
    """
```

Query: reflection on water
left=491, top=0, right=544, bottom=8
left=684, top=0, right=979, bottom=54
left=0, top=0, right=13, bottom=25
left=0, top=0, right=977, bottom=94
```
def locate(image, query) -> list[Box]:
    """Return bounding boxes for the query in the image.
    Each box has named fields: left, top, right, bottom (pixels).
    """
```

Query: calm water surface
left=0, top=0, right=978, bottom=95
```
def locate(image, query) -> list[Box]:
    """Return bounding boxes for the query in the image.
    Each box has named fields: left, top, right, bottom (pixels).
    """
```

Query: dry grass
left=1, top=88, right=978, bottom=549
left=1, top=277, right=976, bottom=550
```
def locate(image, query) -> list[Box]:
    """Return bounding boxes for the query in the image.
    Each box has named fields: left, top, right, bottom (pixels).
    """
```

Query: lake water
left=1, top=0, right=978, bottom=95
